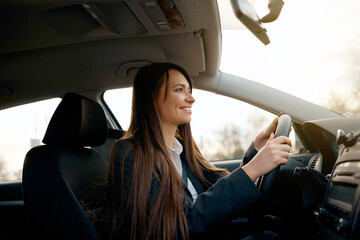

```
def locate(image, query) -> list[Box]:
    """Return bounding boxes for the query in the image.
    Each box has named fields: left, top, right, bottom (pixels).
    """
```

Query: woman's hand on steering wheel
left=243, top=134, right=291, bottom=181
left=244, top=115, right=292, bottom=232
left=253, top=116, right=280, bottom=150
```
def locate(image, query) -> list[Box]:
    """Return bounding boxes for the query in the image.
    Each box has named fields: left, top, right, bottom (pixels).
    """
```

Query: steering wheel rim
left=258, top=114, right=291, bottom=200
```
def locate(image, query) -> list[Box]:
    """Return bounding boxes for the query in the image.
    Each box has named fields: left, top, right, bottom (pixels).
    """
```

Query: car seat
left=22, top=93, right=108, bottom=240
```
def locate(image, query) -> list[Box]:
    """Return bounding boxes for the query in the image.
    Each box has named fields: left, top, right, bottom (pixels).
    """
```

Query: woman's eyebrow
left=172, top=83, right=187, bottom=88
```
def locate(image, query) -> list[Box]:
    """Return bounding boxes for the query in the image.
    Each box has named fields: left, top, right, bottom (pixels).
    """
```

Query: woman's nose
left=186, top=92, right=195, bottom=103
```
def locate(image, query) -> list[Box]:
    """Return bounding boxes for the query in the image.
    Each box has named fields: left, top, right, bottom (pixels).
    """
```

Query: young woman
left=102, top=63, right=291, bottom=239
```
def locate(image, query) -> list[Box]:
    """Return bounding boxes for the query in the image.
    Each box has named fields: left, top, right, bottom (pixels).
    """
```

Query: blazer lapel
left=180, top=153, right=205, bottom=194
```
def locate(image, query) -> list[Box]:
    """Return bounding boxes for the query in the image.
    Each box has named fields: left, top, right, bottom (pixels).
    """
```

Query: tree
left=213, top=123, right=245, bottom=160
left=324, top=88, right=360, bottom=117
left=244, top=111, right=268, bottom=147
left=323, top=41, right=360, bottom=117
left=0, top=156, right=9, bottom=182
left=209, top=112, right=271, bottom=161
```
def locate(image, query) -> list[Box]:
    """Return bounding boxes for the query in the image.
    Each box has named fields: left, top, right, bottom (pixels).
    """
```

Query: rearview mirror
left=261, top=0, right=284, bottom=23
left=230, top=0, right=284, bottom=45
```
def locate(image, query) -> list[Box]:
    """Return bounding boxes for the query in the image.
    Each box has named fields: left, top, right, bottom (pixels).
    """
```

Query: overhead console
left=318, top=130, right=360, bottom=239
left=83, top=0, right=185, bottom=35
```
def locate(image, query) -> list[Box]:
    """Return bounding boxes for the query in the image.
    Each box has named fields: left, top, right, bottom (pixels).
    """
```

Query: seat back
left=23, top=93, right=108, bottom=240
left=92, top=128, right=125, bottom=163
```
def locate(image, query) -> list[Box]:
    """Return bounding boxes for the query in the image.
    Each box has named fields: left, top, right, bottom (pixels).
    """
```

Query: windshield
left=218, top=0, right=360, bottom=117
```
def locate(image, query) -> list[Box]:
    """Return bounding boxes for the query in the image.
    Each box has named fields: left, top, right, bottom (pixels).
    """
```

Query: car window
left=0, top=98, right=60, bottom=182
left=104, top=88, right=304, bottom=161
left=219, top=0, right=360, bottom=117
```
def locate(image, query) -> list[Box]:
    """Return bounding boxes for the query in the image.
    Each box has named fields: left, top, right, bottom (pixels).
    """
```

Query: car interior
left=23, top=93, right=108, bottom=239
left=1, top=0, right=360, bottom=239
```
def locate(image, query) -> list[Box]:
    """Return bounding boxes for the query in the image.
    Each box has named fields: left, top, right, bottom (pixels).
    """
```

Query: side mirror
left=230, top=0, right=284, bottom=45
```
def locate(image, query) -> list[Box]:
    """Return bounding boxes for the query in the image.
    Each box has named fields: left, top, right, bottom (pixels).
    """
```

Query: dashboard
left=303, top=117, right=360, bottom=240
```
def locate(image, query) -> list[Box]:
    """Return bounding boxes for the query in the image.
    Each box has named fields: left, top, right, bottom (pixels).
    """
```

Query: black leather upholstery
left=43, top=92, right=107, bottom=147
left=92, top=128, right=125, bottom=163
left=23, top=93, right=108, bottom=240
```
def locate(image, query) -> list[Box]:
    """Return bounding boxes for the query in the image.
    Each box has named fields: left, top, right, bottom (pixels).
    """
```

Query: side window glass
left=0, top=98, right=60, bottom=182
left=104, top=88, right=303, bottom=161
left=104, top=88, right=133, bottom=129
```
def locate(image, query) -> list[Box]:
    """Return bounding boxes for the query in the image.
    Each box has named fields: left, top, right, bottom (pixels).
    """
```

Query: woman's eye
left=175, top=88, right=182, bottom=92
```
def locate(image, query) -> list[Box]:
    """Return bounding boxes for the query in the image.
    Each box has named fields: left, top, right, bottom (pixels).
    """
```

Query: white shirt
left=167, top=138, right=198, bottom=201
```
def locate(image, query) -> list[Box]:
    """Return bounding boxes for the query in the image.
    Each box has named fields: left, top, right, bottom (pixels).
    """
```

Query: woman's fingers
left=254, top=117, right=278, bottom=149
left=264, top=116, right=279, bottom=137
left=262, top=136, right=291, bottom=166
left=243, top=136, right=292, bottom=180
left=267, top=132, right=275, bottom=143
left=272, top=135, right=292, bottom=147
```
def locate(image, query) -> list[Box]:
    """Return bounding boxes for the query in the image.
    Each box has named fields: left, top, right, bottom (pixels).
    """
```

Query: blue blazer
left=113, top=141, right=261, bottom=237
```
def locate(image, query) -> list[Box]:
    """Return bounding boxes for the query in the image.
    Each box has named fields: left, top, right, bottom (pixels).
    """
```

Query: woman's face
left=156, top=69, right=195, bottom=130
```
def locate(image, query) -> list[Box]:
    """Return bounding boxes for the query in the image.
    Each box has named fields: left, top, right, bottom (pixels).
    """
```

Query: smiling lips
left=180, top=107, right=192, bottom=113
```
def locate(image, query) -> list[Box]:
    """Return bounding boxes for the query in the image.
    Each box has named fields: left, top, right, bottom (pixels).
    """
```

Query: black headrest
left=43, top=93, right=107, bottom=147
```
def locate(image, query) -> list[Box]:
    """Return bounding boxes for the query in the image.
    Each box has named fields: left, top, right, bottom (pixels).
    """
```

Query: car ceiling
left=0, top=0, right=222, bottom=110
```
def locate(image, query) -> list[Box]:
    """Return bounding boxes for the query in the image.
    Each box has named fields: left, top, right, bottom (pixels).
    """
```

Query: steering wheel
left=257, top=114, right=291, bottom=200
left=247, top=115, right=292, bottom=235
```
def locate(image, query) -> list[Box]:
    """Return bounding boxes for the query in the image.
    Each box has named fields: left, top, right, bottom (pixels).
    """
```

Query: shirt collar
left=167, top=137, right=183, bottom=155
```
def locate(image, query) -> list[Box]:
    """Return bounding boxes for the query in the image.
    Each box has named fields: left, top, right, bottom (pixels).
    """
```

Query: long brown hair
left=104, top=63, right=228, bottom=240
